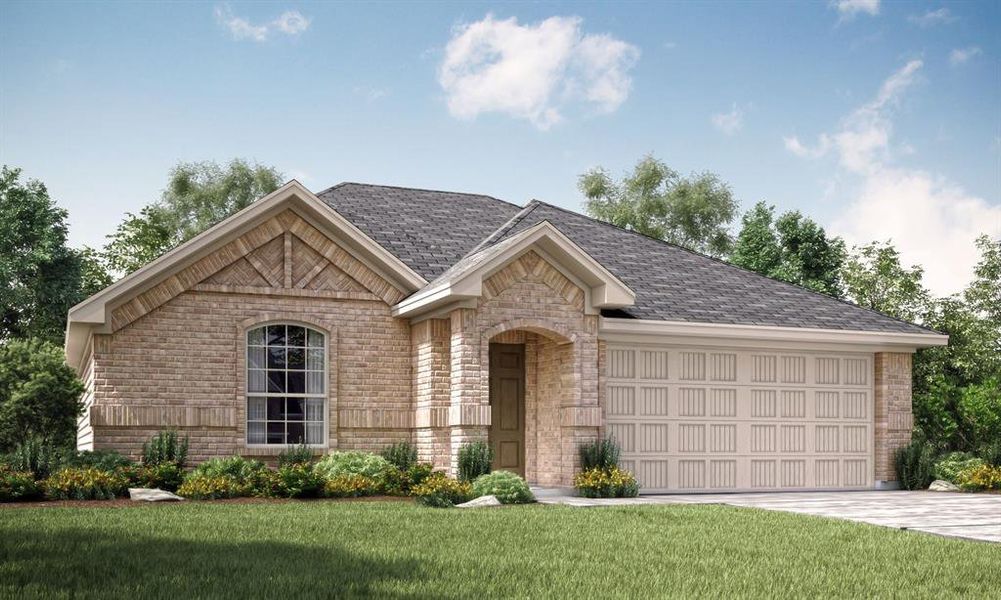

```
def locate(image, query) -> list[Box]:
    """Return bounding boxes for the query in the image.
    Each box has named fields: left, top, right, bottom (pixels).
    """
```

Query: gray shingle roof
left=317, top=182, right=933, bottom=335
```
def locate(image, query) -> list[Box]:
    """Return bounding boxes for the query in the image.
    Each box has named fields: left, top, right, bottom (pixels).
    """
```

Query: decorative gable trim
left=393, top=220, right=635, bottom=318
left=66, top=181, right=426, bottom=371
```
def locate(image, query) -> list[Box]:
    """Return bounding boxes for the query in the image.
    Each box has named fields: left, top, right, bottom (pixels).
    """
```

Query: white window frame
left=244, top=323, right=329, bottom=448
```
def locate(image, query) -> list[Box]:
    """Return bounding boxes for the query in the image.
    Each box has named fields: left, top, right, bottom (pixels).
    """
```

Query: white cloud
left=907, top=8, right=955, bottom=27
left=214, top=5, right=311, bottom=42
left=949, top=46, right=982, bottom=66
left=786, top=60, right=1001, bottom=296
left=831, top=0, right=880, bottom=19
left=437, top=14, right=639, bottom=130
left=711, top=104, right=744, bottom=135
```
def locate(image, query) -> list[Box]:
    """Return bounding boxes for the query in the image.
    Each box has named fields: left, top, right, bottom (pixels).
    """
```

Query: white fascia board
left=599, top=317, right=949, bottom=352
left=63, top=180, right=427, bottom=370
left=394, top=221, right=635, bottom=319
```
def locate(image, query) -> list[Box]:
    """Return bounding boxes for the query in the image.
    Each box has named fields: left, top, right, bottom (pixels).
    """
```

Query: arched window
left=246, top=324, right=326, bottom=446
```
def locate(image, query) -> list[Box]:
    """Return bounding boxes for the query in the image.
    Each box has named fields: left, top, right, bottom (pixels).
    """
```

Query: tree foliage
left=0, top=166, right=90, bottom=344
left=730, top=201, right=845, bottom=296
left=841, top=241, right=929, bottom=323
left=103, top=159, right=283, bottom=275
left=580, top=155, right=738, bottom=257
left=0, top=338, right=84, bottom=452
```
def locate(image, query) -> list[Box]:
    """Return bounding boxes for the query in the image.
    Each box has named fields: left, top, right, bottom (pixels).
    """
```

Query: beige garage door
left=605, top=345, right=873, bottom=492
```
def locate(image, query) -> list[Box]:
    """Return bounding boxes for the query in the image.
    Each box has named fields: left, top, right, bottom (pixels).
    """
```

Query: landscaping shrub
left=579, top=437, right=621, bottom=472
left=382, top=462, right=435, bottom=496
left=192, top=456, right=267, bottom=480
left=277, top=444, right=315, bottom=468
left=276, top=463, right=324, bottom=498
left=177, top=474, right=246, bottom=500
left=958, top=380, right=1001, bottom=463
left=43, top=467, right=128, bottom=500
left=955, top=464, right=1001, bottom=492
left=457, top=442, right=492, bottom=482
left=323, top=474, right=380, bottom=498
left=120, top=462, right=185, bottom=492
left=573, top=467, right=639, bottom=498
left=412, top=472, right=473, bottom=508
left=141, top=430, right=189, bottom=467
left=894, top=435, right=938, bottom=490
left=381, top=442, right=417, bottom=472
left=63, top=449, right=134, bottom=472
left=933, top=452, right=986, bottom=483
left=314, top=451, right=393, bottom=482
left=471, top=470, right=534, bottom=504
left=5, top=437, right=63, bottom=479
left=0, top=465, right=42, bottom=502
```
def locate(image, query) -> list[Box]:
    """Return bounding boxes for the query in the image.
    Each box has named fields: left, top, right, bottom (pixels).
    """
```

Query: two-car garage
left=604, top=344, right=874, bottom=493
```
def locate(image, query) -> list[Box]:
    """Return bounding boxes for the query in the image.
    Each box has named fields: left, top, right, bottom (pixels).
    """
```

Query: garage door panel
left=606, top=345, right=874, bottom=493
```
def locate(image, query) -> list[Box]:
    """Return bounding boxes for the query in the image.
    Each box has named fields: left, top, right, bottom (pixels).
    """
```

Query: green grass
left=2, top=500, right=999, bottom=598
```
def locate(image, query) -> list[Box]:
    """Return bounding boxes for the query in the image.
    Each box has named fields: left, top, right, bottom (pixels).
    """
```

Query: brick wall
left=874, top=352, right=913, bottom=484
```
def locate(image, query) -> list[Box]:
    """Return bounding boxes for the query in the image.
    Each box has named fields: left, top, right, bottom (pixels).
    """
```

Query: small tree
left=0, top=338, right=84, bottom=452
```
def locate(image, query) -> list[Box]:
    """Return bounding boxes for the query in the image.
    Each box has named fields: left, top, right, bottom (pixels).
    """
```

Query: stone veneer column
left=412, top=319, right=451, bottom=471
left=558, top=314, right=602, bottom=485
left=448, top=308, right=489, bottom=475
left=874, top=352, right=913, bottom=487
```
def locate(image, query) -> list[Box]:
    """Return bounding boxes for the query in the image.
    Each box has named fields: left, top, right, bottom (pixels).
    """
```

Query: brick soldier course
left=66, top=181, right=947, bottom=489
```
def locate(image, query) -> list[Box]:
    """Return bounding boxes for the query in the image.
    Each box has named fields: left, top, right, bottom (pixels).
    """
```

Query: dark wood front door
left=489, top=343, right=525, bottom=475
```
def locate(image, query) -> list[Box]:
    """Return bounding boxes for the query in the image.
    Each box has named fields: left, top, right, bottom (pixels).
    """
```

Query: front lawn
left=2, top=501, right=999, bottom=598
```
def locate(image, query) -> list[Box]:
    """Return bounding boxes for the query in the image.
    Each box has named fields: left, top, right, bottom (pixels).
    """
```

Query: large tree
left=841, top=241, right=929, bottom=323
left=579, top=155, right=738, bottom=257
left=0, top=166, right=87, bottom=344
left=104, top=159, right=283, bottom=275
left=730, top=201, right=846, bottom=296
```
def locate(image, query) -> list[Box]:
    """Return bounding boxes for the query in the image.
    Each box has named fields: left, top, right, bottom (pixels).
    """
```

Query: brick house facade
left=66, top=182, right=946, bottom=490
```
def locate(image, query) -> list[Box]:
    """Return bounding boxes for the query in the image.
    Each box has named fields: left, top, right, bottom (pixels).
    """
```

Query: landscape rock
left=928, top=480, right=959, bottom=492
left=456, top=495, right=502, bottom=508
left=129, top=488, right=185, bottom=502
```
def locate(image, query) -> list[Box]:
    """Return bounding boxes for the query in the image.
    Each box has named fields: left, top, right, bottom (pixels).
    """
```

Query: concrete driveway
left=536, top=490, right=1001, bottom=543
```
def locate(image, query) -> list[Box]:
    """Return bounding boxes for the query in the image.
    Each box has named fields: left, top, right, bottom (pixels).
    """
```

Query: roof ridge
left=466, top=200, right=542, bottom=256
left=527, top=200, right=940, bottom=335
left=316, top=181, right=523, bottom=209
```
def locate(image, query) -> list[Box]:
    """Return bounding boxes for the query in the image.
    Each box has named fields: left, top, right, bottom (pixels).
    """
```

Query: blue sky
left=1, top=1, right=998, bottom=295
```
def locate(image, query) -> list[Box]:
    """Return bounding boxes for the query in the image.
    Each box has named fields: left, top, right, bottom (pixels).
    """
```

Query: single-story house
left=65, top=181, right=947, bottom=492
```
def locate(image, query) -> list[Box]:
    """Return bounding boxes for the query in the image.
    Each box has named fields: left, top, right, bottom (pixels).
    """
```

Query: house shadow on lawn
left=2, top=526, right=430, bottom=599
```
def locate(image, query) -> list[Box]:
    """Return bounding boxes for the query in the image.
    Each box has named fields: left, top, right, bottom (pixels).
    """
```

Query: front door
left=489, top=343, right=525, bottom=475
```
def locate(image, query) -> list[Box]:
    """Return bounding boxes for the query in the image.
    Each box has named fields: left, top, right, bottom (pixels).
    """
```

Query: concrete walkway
left=534, top=490, right=1001, bottom=543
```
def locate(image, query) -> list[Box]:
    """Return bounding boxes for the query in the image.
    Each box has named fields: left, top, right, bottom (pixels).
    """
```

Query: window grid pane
left=247, top=325, right=326, bottom=445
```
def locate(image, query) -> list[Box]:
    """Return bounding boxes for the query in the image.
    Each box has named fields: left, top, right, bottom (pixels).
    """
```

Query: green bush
left=573, top=467, right=639, bottom=498
left=323, top=474, right=380, bottom=498
left=277, top=444, right=315, bottom=468
left=579, top=437, right=621, bottom=472
left=958, top=380, right=1001, bottom=463
left=0, top=338, right=85, bottom=452
left=382, top=462, right=435, bottom=496
left=141, top=430, right=189, bottom=467
left=412, top=472, right=473, bottom=508
left=119, top=462, right=185, bottom=492
left=276, top=463, right=324, bottom=498
left=955, top=464, right=1001, bottom=491
left=933, top=452, right=986, bottom=483
left=0, top=465, right=42, bottom=502
left=894, top=436, right=938, bottom=490
left=5, top=437, right=64, bottom=479
left=63, top=450, right=134, bottom=472
left=43, top=467, right=128, bottom=500
left=472, top=470, right=534, bottom=504
left=314, top=451, right=393, bottom=482
left=192, top=456, right=267, bottom=480
left=381, top=442, right=417, bottom=472
left=457, top=442, right=492, bottom=482
left=177, top=474, right=246, bottom=500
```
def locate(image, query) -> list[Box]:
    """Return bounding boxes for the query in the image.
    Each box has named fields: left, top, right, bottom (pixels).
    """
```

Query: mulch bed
left=0, top=495, right=414, bottom=509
